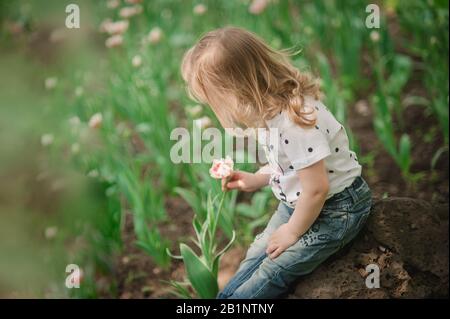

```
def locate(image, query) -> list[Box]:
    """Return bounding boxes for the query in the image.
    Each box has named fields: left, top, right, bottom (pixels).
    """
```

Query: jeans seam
left=338, top=211, right=350, bottom=249
left=245, top=265, right=283, bottom=299
left=247, top=242, right=339, bottom=299
left=221, top=252, right=267, bottom=297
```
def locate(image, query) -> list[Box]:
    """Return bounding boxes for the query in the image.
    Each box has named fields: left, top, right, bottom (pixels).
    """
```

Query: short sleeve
left=280, top=125, right=331, bottom=170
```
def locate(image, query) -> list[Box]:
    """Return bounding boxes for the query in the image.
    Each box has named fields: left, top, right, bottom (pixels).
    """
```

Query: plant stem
left=212, top=190, right=226, bottom=239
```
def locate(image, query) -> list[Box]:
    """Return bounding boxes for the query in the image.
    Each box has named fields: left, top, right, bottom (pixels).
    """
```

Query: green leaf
left=212, top=230, right=236, bottom=278
left=175, top=187, right=205, bottom=220
left=431, top=146, right=449, bottom=169
left=167, top=280, right=192, bottom=299
left=200, top=217, right=211, bottom=264
left=386, top=54, right=412, bottom=96
left=166, top=247, right=183, bottom=260
left=192, top=216, right=202, bottom=241
left=236, top=204, right=253, bottom=218
left=398, top=134, right=411, bottom=173
left=180, top=244, right=218, bottom=299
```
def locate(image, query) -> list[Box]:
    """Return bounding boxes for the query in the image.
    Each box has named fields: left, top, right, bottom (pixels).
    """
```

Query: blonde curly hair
left=181, top=26, right=320, bottom=129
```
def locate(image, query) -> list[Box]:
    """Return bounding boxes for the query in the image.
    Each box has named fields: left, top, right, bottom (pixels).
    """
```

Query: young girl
left=181, top=27, right=372, bottom=299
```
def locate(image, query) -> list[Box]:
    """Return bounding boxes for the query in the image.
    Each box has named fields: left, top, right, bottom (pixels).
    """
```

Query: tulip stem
left=211, top=190, right=226, bottom=241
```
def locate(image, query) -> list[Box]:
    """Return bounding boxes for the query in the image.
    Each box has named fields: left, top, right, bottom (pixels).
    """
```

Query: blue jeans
left=217, top=176, right=372, bottom=299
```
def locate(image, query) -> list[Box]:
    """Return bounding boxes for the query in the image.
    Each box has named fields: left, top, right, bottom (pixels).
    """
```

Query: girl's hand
left=266, top=223, right=299, bottom=259
left=222, top=171, right=270, bottom=192
left=266, top=160, right=329, bottom=259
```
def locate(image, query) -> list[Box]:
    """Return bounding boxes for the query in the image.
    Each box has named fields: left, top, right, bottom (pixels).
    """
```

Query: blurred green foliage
left=0, top=0, right=448, bottom=298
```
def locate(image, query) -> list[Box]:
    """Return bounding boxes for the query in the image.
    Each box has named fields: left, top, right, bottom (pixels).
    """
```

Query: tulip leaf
left=180, top=243, right=218, bottom=299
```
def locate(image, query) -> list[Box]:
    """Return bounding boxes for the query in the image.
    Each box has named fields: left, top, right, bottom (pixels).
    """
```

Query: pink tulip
left=89, top=113, right=103, bottom=129
left=249, top=0, right=269, bottom=15
left=44, top=226, right=58, bottom=239
left=132, top=55, right=142, bottom=67
left=107, top=0, right=120, bottom=9
left=100, top=20, right=129, bottom=35
left=99, top=18, right=112, bottom=32
left=105, top=34, right=123, bottom=48
left=194, top=116, right=212, bottom=129
left=45, top=77, right=58, bottom=90
left=41, top=134, right=54, bottom=146
left=209, top=156, right=234, bottom=179
left=119, top=5, right=143, bottom=18
left=370, top=30, right=380, bottom=43
left=193, top=4, right=207, bottom=15
left=147, top=27, right=163, bottom=44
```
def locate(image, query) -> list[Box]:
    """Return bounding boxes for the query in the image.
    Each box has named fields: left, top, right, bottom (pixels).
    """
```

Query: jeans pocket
left=321, top=202, right=351, bottom=216
left=345, top=202, right=371, bottom=243
left=349, top=192, right=372, bottom=217
left=315, top=210, right=349, bottom=243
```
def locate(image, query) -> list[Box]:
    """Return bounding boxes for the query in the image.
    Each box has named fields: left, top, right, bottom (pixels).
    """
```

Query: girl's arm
left=222, top=170, right=270, bottom=192
left=266, top=160, right=329, bottom=259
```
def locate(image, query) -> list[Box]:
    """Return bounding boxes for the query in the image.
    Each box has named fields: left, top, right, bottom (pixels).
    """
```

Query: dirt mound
left=290, top=197, right=449, bottom=298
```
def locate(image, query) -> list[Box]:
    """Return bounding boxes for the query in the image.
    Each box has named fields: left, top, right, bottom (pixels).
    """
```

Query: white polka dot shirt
left=261, top=96, right=362, bottom=208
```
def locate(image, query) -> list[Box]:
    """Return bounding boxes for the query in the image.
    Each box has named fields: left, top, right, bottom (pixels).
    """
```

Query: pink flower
left=105, top=34, right=123, bottom=48
left=132, top=55, right=142, bottom=67
left=89, top=113, right=103, bottom=129
left=119, top=5, right=143, bottom=18
left=107, top=0, right=120, bottom=9
left=249, top=0, right=269, bottom=15
left=194, top=116, right=212, bottom=129
left=209, top=156, right=234, bottom=179
left=370, top=30, right=380, bottom=43
left=45, top=77, right=58, bottom=90
left=147, top=27, right=163, bottom=44
left=100, top=20, right=129, bottom=35
left=41, top=133, right=54, bottom=146
left=44, top=226, right=58, bottom=239
left=193, top=4, right=207, bottom=15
